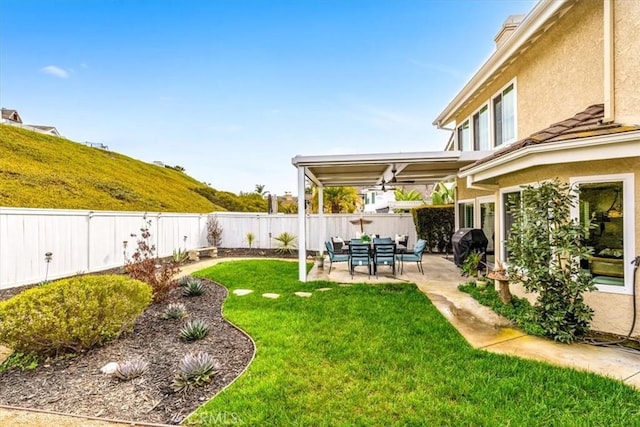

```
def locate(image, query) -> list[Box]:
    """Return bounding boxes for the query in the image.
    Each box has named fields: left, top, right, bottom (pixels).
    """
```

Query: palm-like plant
left=246, top=232, right=255, bottom=249
left=273, top=232, right=297, bottom=254
left=309, top=186, right=360, bottom=213
left=394, top=187, right=423, bottom=201
left=430, top=182, right=455, bottom=205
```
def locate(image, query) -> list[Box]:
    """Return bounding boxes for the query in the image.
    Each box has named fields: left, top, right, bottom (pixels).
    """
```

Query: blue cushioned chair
left=325, top=241, right=348, bottom=274
left=373, top=237, right=393, bottom=244
left=373, top=242, right=396, bottom=277
left=349, top=242, right=372, bottom=278
left=396, top=239, right=427, bottom=274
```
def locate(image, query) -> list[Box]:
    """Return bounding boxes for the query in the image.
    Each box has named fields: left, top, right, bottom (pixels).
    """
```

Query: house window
left=371, top=192, right=376, bottom=204
left=473, top=105, right=489, bottom=150
left=480, top=199, right=495, bottom=263
left=571, top=174, right=635, bottom=294
left=493, top=83, right=516, bottom=146
left=458, top=201, right=474, bottom=229
left=501, top=189, right=521, bottom=261
left=457, top=120, right=471, bottom=151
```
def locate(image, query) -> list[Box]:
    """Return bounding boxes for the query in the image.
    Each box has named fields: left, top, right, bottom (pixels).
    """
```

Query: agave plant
left=273, top=232, right=297, bottom=254
left=114, top=359, right=149, bottom=381
left=161, top=302, right=188, bottom=320
left=180, top=319, right=209, bottom=341
left=172, top=248, right=189, bottom=265
left=182, top=278, right=204, bottom=297
left=177, top=276, right=192, bottom=287
left=172, top=351, right=218, bottom=393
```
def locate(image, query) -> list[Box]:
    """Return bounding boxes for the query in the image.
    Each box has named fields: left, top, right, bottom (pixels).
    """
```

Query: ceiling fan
left=389, top=167, right=415, bottom=184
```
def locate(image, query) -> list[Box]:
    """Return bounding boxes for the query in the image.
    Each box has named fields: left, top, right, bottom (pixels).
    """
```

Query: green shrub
left=506, top=179, right=596, bottom=343
left=0, top=275, right=152, bottom=356
left=412, top=205, right=454, bottom=253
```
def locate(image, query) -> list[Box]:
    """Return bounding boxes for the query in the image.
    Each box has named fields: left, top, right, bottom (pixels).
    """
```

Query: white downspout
left=603, top=0, right=615, bottom=123
left=297, top=166, right=307, bottom=282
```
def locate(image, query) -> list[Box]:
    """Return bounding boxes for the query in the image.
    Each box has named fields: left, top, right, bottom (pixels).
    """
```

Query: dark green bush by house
left=412, top=205, right=454, bottom=253
left=0, top=275, right=152, bottom=355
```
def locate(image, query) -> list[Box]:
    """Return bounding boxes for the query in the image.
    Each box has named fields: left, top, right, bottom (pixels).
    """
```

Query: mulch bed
left=0, top=275, right=254, bottom=425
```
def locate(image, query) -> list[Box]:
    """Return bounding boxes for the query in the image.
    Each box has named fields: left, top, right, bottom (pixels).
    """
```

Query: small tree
left=125, top=218, right=180, bottom=303
left=506, top=179, right=596, bottom=343
left=206, top=216, right=223, bottom=246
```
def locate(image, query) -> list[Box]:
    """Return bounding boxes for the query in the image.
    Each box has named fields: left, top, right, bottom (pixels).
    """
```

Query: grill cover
left=451, top=228, right=489, bottom=267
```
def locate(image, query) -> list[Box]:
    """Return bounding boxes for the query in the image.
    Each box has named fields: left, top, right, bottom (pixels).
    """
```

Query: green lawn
left=187, top=260, right=640, bottom=426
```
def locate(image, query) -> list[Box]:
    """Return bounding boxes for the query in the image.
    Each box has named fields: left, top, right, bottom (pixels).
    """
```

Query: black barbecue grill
left=451, top=228, right=489, bottom=267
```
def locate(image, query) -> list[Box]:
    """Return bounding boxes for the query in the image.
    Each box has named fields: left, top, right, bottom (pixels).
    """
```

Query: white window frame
left=570, top=173, right=635, bottom=295
left=456, top=198, right=475, bottom=229
left=491, top=79, right=518, bottom=148
left=498, top=185, right=524, bottom=266
left=454, top=77, right=517, bottom=152
left=472, top=104, right=490, bottom=151
left=457, top=119, right=471, bottom=151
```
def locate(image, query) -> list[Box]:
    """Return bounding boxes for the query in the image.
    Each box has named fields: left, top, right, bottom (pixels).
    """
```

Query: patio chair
left=373, top=242, right=396, bottom=277
left=331, top=236, right=345, bottom=252
left=373, top=237, right=393, bottom=244
left=325, top=241, right=348, bottom=274
left=396, top=239, right=427, bottom=274
left=349, top=242, right=372, bottom=278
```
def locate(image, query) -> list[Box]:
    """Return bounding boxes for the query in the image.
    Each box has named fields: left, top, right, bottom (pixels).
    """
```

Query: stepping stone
left=233, top=289, right=253, bottom=296
left=339, top=284, right=353, bottom=287
left=317, top=288, right=332, bottom=292
left=294, top=292, right=312, bottom=298
left=262, top=293, right=280, bottom=299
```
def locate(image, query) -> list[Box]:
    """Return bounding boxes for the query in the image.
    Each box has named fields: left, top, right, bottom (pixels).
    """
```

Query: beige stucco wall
left=614, top=0, right=640, bottom=125
left=454, top=0, right=604, bottom=140
left=459, top=158, right=640, bottom=336
left=455, top=177, right=492, bottom=200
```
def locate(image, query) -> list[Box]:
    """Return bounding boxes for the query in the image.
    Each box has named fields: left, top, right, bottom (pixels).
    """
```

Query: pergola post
left=297, top=166, right=307, bottom=282
left=318, top=183, right=324, bottom=252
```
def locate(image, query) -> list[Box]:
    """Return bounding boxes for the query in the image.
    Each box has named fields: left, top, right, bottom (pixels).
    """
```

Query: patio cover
left=291, top=150, right=489, bottom=281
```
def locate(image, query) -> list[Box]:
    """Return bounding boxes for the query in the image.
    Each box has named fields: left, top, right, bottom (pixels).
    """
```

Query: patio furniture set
left=324, top=236, right=427, bottom=278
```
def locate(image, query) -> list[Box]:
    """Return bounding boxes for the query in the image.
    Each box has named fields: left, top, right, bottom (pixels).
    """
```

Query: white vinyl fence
left=0, top=208, right=416, bottom=289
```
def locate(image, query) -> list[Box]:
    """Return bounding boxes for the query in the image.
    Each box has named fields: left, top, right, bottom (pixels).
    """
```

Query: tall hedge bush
left=412, top=205, right=455, bottom=253
left=0, top=275, right=152, bottom=355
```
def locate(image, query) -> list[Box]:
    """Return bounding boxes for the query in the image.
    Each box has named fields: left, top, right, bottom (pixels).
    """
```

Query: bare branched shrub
left=125, top=217, right=180, bottom=303
left=206, top=215, right=223, bottom=246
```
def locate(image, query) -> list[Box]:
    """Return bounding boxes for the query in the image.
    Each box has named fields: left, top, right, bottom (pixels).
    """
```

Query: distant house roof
left=461, top=104, right=640, bottom=171
left=1, top=108, right=23, bottom=123
left=30, top=125, right=61, bottom=136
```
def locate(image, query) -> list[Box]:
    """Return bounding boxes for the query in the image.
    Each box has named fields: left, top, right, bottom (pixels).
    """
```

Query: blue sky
left=0, top=0, right=535, bottom=195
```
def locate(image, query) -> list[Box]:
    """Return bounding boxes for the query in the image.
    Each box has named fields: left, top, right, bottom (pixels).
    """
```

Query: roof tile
left=462, top=104, right=640, bottom=171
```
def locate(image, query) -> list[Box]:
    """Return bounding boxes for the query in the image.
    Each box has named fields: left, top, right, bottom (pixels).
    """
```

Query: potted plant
left=315, top=251, right=325, bottom=269
left=461, top=251, right=486, bottom=285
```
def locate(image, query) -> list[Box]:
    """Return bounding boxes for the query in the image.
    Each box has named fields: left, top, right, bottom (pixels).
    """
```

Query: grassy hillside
left=0, top=125, right=264, bottom=213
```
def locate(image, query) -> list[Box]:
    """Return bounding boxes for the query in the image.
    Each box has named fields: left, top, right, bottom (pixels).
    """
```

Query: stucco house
left=433, top=0, right=640, bottom=337
left=292, top=0, right=640, bottom=338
